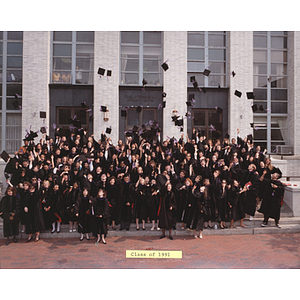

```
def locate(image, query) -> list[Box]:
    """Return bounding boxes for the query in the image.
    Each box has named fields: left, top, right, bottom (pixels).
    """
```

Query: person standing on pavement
left=158, top=183, right=177, bottom=240
left=91, top=188, right=108, bottom=244
left=0, top=186, right=20, bottom=245
left=259, top=171, right=285, bottom=228
left=75, top=188, right=92, bottom=241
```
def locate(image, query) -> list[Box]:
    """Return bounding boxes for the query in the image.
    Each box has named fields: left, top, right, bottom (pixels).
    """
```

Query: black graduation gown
left=24, top=190, right=45, bottom=234
left=106, top=183, right=120, bottom=224
left=134, top=184, right=147, bottom=220
left=65, top=188, right=80, bottom=222
left=18, top=188, right=28, bottom=226
left=41, top=188, right=61, bottom=229
left=75, top=196, right=92, bottom=234
left=118, top=181, right=135, bottom=228
left=144, top=183, right=159, bottom=221
left=241, top=170, right=260, bottom=217
left=91, top=197, right=108, bottom=236
left=228, top=185, right=240, bottom=221
left=217, top=187, right=229, bottom=222
left=182, top=186, right=196, bottom=228
left=0, top=195, right=20, bottom=237
left=158, top=191, right=177, bottom=230
left=190, top=190, right=205, bottom=231
left=259, top=179, right=284, bottom=222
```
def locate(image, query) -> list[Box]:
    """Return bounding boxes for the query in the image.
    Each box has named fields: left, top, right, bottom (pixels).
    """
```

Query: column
left=163, top=31, right=187, bottom=141
left=93, top=31, right=120, bottom=144
left=22, top=31, right=50, bottom=141
left=228, top=31, right=253, bottom=140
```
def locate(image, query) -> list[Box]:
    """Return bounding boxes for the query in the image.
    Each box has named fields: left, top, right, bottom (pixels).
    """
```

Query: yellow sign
left=126, top=250, right=182, bottom=259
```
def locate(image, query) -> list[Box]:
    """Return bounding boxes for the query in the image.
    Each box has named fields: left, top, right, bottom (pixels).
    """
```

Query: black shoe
left=27, top=237, right=32, bottom=242
left=56, top=230, right=60, bottom=233
left=159, top=235, right=165, bottom=239
left=80, top=236, right=84, bottom=241
left=86, top=237, right=90, bottom=240
left=136, top=227, right=139, bottom=230
left=169, top=235, right=173, bottom=240
left=142, top=227, right=146, bottom=230
left=119, top=227, right=124, bottom=231
left=13, top=238, right=18, bottom=243
left=5, top=239, right=9, bottom=246
left=102, top=240, right=107, bottom=244
left=51, top=229, right=55, bottom=233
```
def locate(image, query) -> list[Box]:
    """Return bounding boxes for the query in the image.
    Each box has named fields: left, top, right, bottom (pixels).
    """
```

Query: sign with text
left=126, top=250, right=182, bottom=259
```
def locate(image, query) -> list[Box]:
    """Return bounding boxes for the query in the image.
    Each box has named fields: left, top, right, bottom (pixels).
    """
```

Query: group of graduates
left=0, top=125, right=285, bottom=244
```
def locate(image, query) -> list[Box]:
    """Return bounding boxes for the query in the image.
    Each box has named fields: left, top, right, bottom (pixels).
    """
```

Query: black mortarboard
left=107, top=70, right=112, bottom=76
left=161, top=62, right=169, bottom=71
left=81, top=101, right=88, bottom=108
left=180, top=127, right=184, bottom=132
left=259, top=105, right=264, bottom=111
left=25, top=130, right=38, bottom=141
left=234, top=90, right=242, bottom=98
left=121, top=110, right=127, bottom=117
left=40, top=111, right=46, bottom=118
left=142, top=78, right=147, bottom=86
left=40, top=127, right=47, bottom=134
left=98, top=67, right=105, bottom=75
left=106, top=127, right=112, bottom=134
left=136, top=106, right=142, bottom=113
left=246, top=92, right=255, bottom=99
left=232, top=71, right=236, bottom=77
left=132, top=125, right=139, bottom=132
left=186, top=101, right=192, bottom=106
left=252, top=104, right=258, bottom=113
left=162, top=92, right=167, bottom=98
left=193, top=81, right=198, bottom=88
left=203, top=69, right=211, bottom=77
left=250, top=123, right=254, bottom=128
left=0, top=150, right=10, bottom=162
left=190, top=76, right=196, bottom=82
left=171, top=115, right=180, bottom=122
left=162, top=101, right=166, bottom=108
left=225, top=132, right=230, bottom=139
left=101, top=106, right=107, bottom=112
left=188, top=94, right=195, bottom=101
left=215, top=106, right=223, bottom=114
left=12, top=100, right=20, bottom=109
left=175, top=119, right=183, bottom=126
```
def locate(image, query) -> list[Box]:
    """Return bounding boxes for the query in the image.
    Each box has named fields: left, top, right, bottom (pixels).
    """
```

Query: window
left=187, top=31, right=227, bottom=87
left=120, top=31, right=163, bottom=86
left=253, top=31, right=288, bottom=152
left=51, top=31, right=94, bottom=84
left=0, top=31, right=22, bottom=153
left=192, top=109, right=222, bottom=140
left=125, top=108, right=157, bottom=131
left=56, top=107, right=89, bottom=132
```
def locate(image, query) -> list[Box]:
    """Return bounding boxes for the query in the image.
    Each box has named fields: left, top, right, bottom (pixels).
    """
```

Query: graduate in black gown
left=65, top=182, right=80, bottom=232
left=106, top=176, right=119, bottom=230
left=91, top=187, right=108, bottom=244
left=191, top=185, right=206, bottom=239
left=23, top=183, right=45, bottom=241
left=0, top=186, right=20, bottom=245
left=259, top=171, right=284, bottom=228
left=158, top=183, right=177, bottom=240
left=75, top=188, right=92, bottom=241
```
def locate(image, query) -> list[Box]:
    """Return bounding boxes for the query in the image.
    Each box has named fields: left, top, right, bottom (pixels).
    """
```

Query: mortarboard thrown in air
left=175, top=118, right=183, bottom=127
left=100, top=106, right=107, bottom=112
left=186, top=101, right=192, bottom=106
left=234, top=90, right=242, bottom=98
left=0, top=150, right=10, bottom=162
left=161, top=62, right=169, bottom=71
left=232, top=71, right=236, bottom=77
left=106, top=127, right=112, bottom=134
left=98, top=67, right=105, bottom=76
left=246, top=92, right=255, bottom=99
left=40, top=111, right=46, bottom=118
left=162, top=92, right=167, bottom=98
left=251, top=104, right=258, bottom=113
left=40, top=127, right=47, bottom=134
left=203, top=69, right=211, bottom=77
left=107, top=70, right=112, bottom=76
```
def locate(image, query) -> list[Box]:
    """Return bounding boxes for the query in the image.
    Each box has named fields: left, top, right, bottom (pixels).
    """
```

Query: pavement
left=1, top=232, right=300, bottom=269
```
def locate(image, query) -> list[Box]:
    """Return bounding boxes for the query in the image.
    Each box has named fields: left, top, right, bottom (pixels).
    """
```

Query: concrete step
left=1, top=217, right=300, bottom=239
